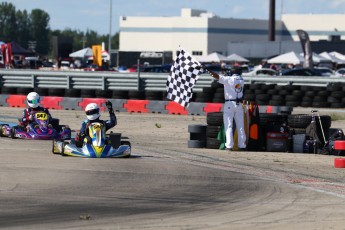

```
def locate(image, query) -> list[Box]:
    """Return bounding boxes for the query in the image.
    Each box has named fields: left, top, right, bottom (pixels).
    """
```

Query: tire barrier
left=187, top=124, right=207, bottom=148
left=206, top=112, right=223, bottom=149
left=2, top=81, right=345, bottom=108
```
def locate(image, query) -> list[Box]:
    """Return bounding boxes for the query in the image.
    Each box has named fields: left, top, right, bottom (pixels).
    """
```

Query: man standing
left=204, top=66, right=246, bottom=151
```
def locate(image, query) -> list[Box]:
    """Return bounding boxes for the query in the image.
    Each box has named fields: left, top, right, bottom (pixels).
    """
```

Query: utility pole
left=108, top=0, right=112, bottom=52
left=268, top=0, right=275, bottom=41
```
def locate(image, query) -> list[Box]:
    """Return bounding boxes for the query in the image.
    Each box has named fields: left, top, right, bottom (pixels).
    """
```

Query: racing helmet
left=85, top=103, right=100, bottom=120
left=27, top=92, right=40, bottom=108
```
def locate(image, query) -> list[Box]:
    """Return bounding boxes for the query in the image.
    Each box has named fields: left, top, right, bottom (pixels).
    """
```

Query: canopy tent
left=69, top=47, right=93, bottom=58
left=226, top=53, right=249, bottom=63
left=11, top=41, right=34, bottom=55
left=300, top=52, right=331, bottom=64
left=319, top=51, right=345, bottom=64
left=267, top=51, right=304, bottom=65
left=329, top=51, right=345, bottom=63
left=196, top=52, right=230, bottom=63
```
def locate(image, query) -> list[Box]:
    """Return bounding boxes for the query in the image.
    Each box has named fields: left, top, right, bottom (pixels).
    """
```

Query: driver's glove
left=105, top=101, right=114, bottom=114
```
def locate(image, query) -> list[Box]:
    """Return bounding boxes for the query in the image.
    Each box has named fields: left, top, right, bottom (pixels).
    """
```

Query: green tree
left=16, top=9, right=32, bottom=46
left=30, top=9, right=50, bottom=55
left=0, top=2, right=17, bottom=42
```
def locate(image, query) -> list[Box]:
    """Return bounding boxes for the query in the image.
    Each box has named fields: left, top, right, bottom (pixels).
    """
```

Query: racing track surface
left=1, top=108, right=345, bottom=229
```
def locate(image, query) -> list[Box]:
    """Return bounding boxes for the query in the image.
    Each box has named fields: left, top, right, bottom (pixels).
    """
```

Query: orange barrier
left=78, top=98, right=106, bottom=111
left=41, top=97, right=63, bottom=110
left=6, top=95, right=26, bottom=107
left=165, top=101, right=188, bottom=115
left=123, top=100, right=149, bottom=113
left=203, top=103, right=223, bottom=114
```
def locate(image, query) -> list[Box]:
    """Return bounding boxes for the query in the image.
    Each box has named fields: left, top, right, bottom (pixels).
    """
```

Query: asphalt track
left=1, top=108, right=345, bottom=230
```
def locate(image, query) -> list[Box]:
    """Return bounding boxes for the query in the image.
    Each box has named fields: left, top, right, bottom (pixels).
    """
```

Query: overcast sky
left=7, top=0, right=345, bottom=35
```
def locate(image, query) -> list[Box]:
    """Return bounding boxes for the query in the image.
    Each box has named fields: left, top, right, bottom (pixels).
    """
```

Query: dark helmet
left=231, top=66, right=242, bottom=75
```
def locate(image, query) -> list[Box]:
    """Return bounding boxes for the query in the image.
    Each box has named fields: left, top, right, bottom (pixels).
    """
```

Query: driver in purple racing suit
left=20, top=92, right=52, bottom=130
left=74, top=101, right=117, bottom=147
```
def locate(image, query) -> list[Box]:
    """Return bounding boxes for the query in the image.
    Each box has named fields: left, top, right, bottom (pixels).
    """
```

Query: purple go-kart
left=0, top=111, right=71, bottom=140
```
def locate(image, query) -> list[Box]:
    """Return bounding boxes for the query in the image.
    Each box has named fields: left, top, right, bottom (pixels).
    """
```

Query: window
left=192, top=51, right=203, bottom=56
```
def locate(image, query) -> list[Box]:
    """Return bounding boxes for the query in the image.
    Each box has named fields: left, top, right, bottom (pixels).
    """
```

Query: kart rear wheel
left=61, top=141, right=69, bottom=156
left=10, top=126, right=17, bottom=139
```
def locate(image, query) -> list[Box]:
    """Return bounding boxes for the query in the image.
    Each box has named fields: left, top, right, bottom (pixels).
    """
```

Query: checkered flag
left=166, top=47, right=203, bottom=107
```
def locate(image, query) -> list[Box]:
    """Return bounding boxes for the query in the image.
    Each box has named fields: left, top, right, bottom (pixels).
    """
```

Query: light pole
left=108, top=0, right=112, bottom=53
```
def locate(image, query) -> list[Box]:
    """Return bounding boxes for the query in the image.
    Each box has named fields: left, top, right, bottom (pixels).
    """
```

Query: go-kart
left=52, top=121, right=131, bottom=158
left=0, top=111, right=71, bottom=140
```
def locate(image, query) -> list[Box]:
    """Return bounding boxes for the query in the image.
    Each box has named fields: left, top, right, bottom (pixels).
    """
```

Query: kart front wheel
left=0, top=125, right=4, bottom=137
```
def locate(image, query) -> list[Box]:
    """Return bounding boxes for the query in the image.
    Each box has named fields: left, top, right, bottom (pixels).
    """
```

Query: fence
left=0, top=69, right=345, bottom=92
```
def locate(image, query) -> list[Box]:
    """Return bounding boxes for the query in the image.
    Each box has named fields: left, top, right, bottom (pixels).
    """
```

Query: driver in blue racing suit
left=75, top=101, right=117, bottom=147
left=20, top=92, right=52, bottom=129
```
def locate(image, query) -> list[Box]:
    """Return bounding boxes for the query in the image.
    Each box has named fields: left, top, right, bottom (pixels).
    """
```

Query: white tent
left=299, top=52, right=330, bottom=63
left=329, top=51, right=345, bottom=63
left=319, top=52, right=345, bottom=64
left=197, top=52, right=229, bottom=63
left=227, top=53, right=249, bottom=62
left=267, top=51, right=304, bottom=65
left=69, top=47, right=93, bottom=58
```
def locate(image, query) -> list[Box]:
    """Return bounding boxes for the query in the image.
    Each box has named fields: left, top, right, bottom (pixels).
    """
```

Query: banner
left=1, top=43, right=12, bottom=67
left=92, top=45, right=102, bottom=67
left=296, top=29, right=313, bottom=69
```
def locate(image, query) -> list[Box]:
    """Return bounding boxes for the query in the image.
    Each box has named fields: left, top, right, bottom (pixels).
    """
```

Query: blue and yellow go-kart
left=0, top=111, right=71, bottom=140
left=52, top=121, right=131, bottom=158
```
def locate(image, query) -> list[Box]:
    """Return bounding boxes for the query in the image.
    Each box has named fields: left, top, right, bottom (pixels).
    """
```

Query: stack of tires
left=206, top=112, right=223, bottom=149
left=288, top=114, right=332, bottom=146
left=187, top=124, right=207, bottom=148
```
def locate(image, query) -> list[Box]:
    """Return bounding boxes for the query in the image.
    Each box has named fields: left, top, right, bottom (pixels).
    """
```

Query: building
left=119, top=8, right=345, bottom=64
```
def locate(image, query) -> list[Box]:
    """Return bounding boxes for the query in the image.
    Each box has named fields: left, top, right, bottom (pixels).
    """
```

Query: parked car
left=280, top=68, right=322, bottom=76
left=243, top=68, right=278, bottom=77
left=334, top=68, right=345, bottom=77
left=314, top=67, right=334, bottom=76
left=141, top=64, right=171, bottom=73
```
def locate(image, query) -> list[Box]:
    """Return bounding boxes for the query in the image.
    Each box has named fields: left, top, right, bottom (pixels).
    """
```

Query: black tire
left=11, top=126, right=17, bottom=139
left=64, top=89, right=81, bottom=98
left=121, top=140, right=131, bottom=148
left=51, top=118, right=60, bottom=131
left=287, top=114, right=332, bottom=129
left=206, top=137, right=221, bottom=149
left=188, top=140, right=206, bottom=148
left=207, top=112, right=223, bottom=126
left=48, top=88, right=65, bottom=97
left=0, top=124, right=4, bottom=137
left=95, top=90, right=112, bottom=98
left=206, top=125, right=222, bottom=138
left=188, top=124, right=207, bottom=133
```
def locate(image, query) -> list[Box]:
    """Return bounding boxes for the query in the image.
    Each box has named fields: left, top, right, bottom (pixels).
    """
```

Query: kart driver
left=74, top=101, right=116, bottom=147
left=20, top=92, right=52, bottom=129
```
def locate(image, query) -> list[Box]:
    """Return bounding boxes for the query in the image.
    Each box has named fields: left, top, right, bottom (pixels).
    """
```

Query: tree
left=30, top=9, right=50, bottom=55
left=0, top=2, right=17, bottom=42
left=16, top=9, right=31, bottom=46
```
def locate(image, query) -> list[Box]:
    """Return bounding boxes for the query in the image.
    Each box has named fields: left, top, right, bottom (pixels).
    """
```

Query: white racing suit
left=219, top=74, right=246, bottom=149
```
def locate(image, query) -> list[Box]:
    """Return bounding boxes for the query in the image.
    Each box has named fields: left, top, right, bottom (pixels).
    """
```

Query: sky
left=6, top=0, right=345, bottom=35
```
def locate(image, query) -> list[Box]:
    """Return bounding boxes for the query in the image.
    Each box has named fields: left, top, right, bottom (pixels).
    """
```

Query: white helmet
left=27, top=92, right=40, bottom=108
left=85, top=103, right=100, bottom=120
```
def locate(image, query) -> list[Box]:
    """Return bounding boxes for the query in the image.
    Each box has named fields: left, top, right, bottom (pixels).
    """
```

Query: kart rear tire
left=61, top=142, right=68, bottom=156
left=121, top=140, right=131, bottom=148
left=10, top=126, right=17, bottom=139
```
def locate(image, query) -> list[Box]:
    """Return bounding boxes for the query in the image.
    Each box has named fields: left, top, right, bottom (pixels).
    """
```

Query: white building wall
left=119, top=8, right=287, bottom=58
left=282, top=14, right=345, bottom=41
left=119, top=13, right=209, bottom=56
